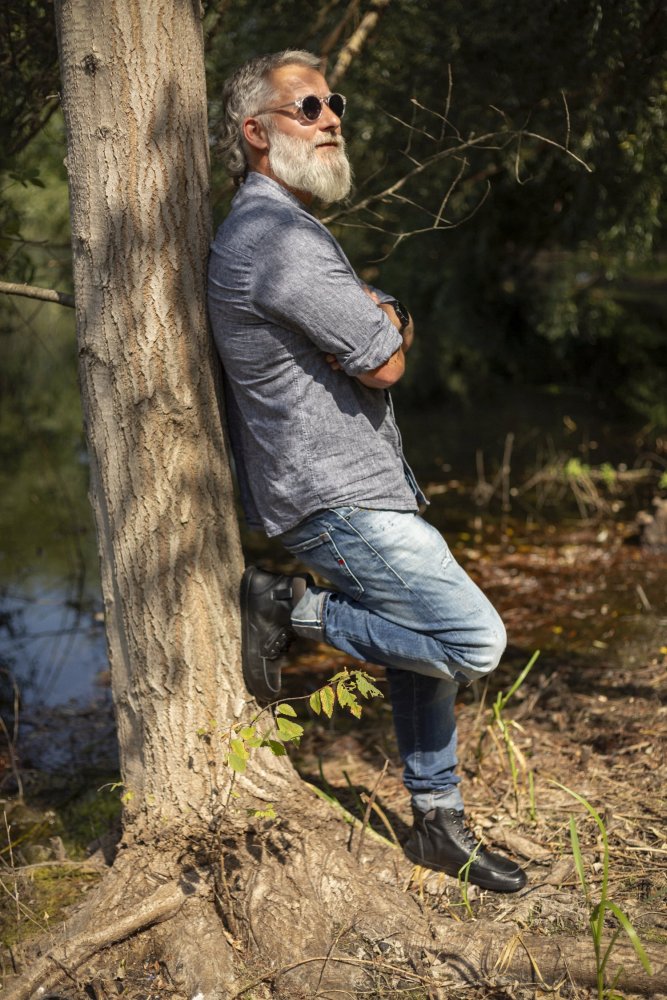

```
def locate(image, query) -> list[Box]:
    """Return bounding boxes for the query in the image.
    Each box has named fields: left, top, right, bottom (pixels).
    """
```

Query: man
left=208, top=50, right=526, bottom=893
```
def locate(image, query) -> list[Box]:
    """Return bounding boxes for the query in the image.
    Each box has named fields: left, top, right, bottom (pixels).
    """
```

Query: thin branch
left=230, top=952, right=434, bottom=1000
left=322, top=130, right=509, bottom=225
left=410, top=97, right=462, bottom=141
left=0, top=280, right=74, bottom=308
left=561, top=89, right=571, bottom=151
left=521, top=130, right=592, bottom=171
left=442, top=63, right=453, bottom=140
left=328, top=0, right=392, bottom=88
left=434, top=156, right=468, bottom=228
left=383, top=109, right=439, bottom=143
left=371, top=179, right=492, bottom=260
left=320, top=0, right=360, bottom=59
left=305, top=0, right=345, bottom=43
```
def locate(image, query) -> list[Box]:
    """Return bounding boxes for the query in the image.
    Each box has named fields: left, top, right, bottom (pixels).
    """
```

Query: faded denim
left=280, top=506, right=507, bottom=809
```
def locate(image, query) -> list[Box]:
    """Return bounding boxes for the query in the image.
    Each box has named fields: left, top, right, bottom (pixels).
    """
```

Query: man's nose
left=320, top=103, right=342, bottom=130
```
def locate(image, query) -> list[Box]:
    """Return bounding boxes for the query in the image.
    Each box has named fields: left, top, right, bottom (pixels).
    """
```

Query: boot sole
left=403, top=845, right=527, bottom=893
left=240, top=566, right=281, bottom=704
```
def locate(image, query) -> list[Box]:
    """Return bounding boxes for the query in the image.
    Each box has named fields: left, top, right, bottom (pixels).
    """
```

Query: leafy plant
left=487, top=651, right=540, bottom=815
left=554, top=782, right=652, bottom=999
left=457, top=840, right=482, bottom=918
left=200, top=669, right=383, bottom=812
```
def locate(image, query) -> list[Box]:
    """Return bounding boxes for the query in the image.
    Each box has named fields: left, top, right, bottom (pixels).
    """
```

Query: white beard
left=267, top=128, right=352, bottom=203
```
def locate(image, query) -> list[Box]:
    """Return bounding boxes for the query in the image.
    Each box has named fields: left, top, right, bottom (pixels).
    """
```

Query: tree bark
left=53, top=0, right=295, bottom=829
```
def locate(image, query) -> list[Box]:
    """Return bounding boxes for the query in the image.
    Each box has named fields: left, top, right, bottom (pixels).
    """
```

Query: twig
left=0, top=280, right=74, bottom=308
left=636, top=585, right=652, bottom=612
left=322, top=130, right=510, bottom=225
left=0, top=670, right=23, bottom=800
left=355, top=759, right=389, bottom=860
left=2, top=814, right=20, bottom=929
left=229, top=952, right=434, bottom=999
left=561, top=89, right=571, bottom=151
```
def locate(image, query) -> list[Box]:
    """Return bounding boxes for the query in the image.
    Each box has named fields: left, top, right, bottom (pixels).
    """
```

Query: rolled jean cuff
left=412, top=787, right=464, bottom=814
left=291, top=585, right=329, bottom=643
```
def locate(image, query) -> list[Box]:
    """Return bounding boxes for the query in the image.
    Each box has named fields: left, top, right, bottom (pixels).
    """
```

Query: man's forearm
left=356, top=310, right=413, bottom=389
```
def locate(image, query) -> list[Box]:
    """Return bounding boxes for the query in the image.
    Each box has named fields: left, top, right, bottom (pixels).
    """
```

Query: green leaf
left=276, top=717, right=304, bottom=741
left=309, top=690, right=322, bottom=714
left=276, top=703, right=297, bottom=717
left=496, top=650, right=540, bottom=709
left=320, top=685, right=335, bottom=718
left=604, top=901, right=653, bottom=975
left=336, top=682, right=355, bottom=708
left=328, top=669, right=349, bottom=684
left=227, top=753, right=247, bottom=773
left=354, top=672, right=382, bottom=699
left=348, top=701, right=362, bottom=719
left=247, top=804, right=277, bottom=820
left=265, top=739, right=287, bottom=756
left=239, top=725, right=256, bottom=739
left=230, top=738, right=249, bottom=759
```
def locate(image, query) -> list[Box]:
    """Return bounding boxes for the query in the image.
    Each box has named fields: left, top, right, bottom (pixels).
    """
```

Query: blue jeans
left=279, top=507, right=506, bottom=812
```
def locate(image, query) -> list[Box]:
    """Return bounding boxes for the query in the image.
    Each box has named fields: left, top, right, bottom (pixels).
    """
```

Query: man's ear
left=243, top=117, right=269, bottom=153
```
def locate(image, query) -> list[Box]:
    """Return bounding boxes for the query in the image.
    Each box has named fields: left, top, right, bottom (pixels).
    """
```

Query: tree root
left=3, top=880, right=187, bottom=1000
left=4, top=806, right=665, bottom=999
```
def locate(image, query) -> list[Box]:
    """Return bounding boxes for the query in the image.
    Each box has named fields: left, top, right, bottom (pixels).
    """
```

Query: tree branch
left=0, top=280, right=74, bottom=308
left=328, top=0, right=392, bottom=88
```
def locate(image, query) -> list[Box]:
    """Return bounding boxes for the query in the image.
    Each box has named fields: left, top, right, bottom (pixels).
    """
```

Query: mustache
left=314, top=135, right=345, bottom=149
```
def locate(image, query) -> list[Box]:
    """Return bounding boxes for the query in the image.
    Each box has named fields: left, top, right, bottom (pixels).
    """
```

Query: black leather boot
left=240, top=565, right=313, bottom=703
left=404, top=806, right=527, bottom=893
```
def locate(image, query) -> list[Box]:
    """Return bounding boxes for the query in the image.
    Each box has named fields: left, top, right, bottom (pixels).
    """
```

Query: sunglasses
left=255, top=92, right=346, bottom=123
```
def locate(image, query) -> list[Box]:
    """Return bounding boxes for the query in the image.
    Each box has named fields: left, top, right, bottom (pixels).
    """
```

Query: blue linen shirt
left=207, top=172, right=424, bottom=537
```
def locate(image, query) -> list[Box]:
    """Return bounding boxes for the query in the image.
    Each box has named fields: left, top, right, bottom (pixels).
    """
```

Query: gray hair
left=218, top=50, right=322, bottom=185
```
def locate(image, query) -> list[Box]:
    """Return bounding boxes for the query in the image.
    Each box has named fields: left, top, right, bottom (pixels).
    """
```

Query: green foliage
left=491, top=651, right=540, bottom=815
left=457, top=840, right=482, bottom=919
left=2, top=1, right=665, bottom=419
left=201, top=670, right=383, bottom=809
left=202, top=1, right=667, bottom=420
left=309, top=668, right=383, bottom=721
left=554, top=783, right=653, bottom=998
left=0, top=1, right=60, bottom=170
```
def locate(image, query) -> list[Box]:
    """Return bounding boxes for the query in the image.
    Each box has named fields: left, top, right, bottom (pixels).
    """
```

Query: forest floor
left=1, top=510, right=666, bottom=998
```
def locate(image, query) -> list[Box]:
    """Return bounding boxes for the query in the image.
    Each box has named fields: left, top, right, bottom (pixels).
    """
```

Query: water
left=0, top=581, right=107, bottom=706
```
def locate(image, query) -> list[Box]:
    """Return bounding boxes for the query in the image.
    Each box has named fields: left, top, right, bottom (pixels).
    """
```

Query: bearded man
left=207, top=50, right=526, bottom=893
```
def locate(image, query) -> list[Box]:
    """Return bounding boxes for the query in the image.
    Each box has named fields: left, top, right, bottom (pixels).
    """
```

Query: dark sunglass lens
left=301, top=95, right=322, bottom=120
left=328, top=94, right=346, bottom=118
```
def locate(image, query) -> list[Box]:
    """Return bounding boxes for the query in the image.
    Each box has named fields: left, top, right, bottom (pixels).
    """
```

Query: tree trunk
left=5, top=3, right=664, bottom=997
left=53, top=0, right=295, bottom=827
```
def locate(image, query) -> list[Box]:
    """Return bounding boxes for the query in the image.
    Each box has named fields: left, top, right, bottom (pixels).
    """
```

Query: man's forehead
left=270, top=64, right=329, bottom=97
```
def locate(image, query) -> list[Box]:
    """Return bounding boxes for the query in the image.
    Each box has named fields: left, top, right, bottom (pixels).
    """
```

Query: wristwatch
left=389, top=299, right=409, bottom=332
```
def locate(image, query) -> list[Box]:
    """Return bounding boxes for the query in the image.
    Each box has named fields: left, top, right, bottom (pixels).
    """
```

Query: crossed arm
left=326, top=288, right=414, bottom=389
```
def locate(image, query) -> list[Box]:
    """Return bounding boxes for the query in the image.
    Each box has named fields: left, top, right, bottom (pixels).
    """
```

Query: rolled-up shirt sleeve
left=250, top=221, right=402, bottom=376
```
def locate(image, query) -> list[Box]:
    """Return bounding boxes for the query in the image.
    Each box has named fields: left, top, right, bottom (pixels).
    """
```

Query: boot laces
left=451, top=812, right=481, bottom=851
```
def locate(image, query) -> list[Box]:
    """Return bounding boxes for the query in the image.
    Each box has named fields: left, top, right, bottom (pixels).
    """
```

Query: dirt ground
left=1, top=516, right=666, bottom=997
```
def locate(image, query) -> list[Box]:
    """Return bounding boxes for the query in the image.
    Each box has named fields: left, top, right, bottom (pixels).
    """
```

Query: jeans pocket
left=282, top=529, right=365, bottom=600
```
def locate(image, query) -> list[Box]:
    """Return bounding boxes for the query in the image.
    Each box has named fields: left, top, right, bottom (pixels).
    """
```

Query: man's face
left=261, top=65, right=352, bottom=203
